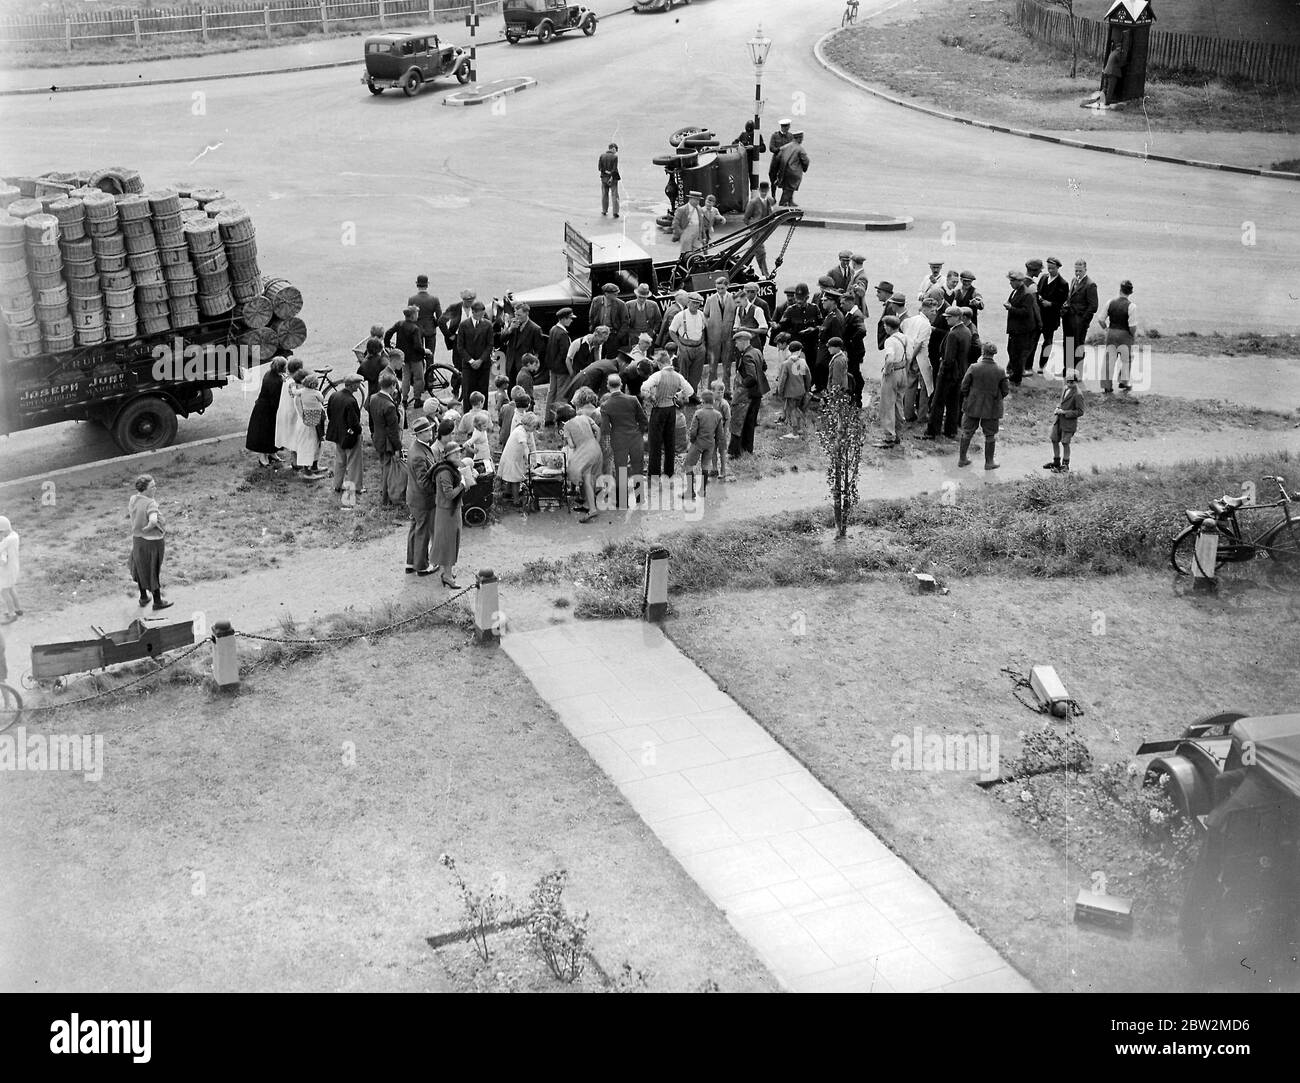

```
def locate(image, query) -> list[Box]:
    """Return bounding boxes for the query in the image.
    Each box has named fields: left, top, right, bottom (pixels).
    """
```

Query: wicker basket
left=262, top=277, right=302, bottom=319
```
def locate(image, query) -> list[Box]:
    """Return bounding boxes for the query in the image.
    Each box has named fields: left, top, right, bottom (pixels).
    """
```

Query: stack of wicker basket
left=0, top=170, right=305, bottom=361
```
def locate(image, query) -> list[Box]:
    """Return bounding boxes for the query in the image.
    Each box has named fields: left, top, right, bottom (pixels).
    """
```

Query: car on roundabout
left=362, top=31, right=470, bottom=97
left=503, top=0, right=597, bottom=44
left=634, top=0, right=692, bottom=11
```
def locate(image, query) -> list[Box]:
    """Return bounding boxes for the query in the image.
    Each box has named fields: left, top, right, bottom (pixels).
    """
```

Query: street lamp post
left=746, top=24, right=773, bottom=190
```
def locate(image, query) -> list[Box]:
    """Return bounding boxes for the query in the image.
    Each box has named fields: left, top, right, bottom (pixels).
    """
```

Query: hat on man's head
left=960, top=270, right=976, bottom=281
left=1046, top=257, right=1062, bottom=267
left=783, top=286, right=797, bottom=295
left=779, top=118, right=792, bottom=126
left=851, top=253, right=865, bottom=264
left=1007, top=270, right=1027, bottom=281
left=875, top=281, right=894, bottom=293
left=343, top=373, right=364, bottom=387
left=890, top=292, right=906, bottom=305
left=555, top=307, right=574, bottom=320
left=758, top=180, right=770, bottom=189
left=412, top=416, right=434, bottom=436
left=687, top=292, right=703, bottom=303
left=792, top=129, right=805, bottom=137
left=1026, top=258, right=1044, bottom=273
left=928, top=260, right=944, bottom=270
left=837, top=249, right=852, bottom=260
left=602, top=282, right=619, bottom=294
left=416, top=274, right=429, bottom=287
left=817, top=275, right=836, bottom=288
left=733, top=329, right=753, bottom=342
left=688, top=190, right=703, bottom=198
left=943, top=305, right=963, bottom=318
left=635, top=283, right=651, bottom=296
left=795, top=282, right=810, bottom=296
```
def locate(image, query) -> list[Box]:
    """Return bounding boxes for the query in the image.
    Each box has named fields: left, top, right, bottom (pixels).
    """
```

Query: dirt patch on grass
left=0, top=610, right=776, bottom=992
left=1147, top=331, right=1300, bottom=358
left=823, top=3, right=1300, bottom=134
left=660, top=573, right=1300, bottom=992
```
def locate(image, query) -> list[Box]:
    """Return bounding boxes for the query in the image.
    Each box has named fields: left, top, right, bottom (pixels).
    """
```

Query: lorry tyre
left=112, top=397, right=179, bottom=455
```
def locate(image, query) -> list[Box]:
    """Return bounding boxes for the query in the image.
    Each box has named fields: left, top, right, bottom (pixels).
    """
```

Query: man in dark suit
left=957, top=342, right=1011, bottom=471
left=367, top=370, right=404, bottom=505
left=1062, top=258, right=1099, bottom=376
left=1003, top=270, right=1040, bottom=386
left=826, top=249, right=853, bottom=292
left=501, top=301, right=544, bottom=388
left=383, top=306, right=430, bottom=411
left=404, top=416, right=439, bottom=574
left=873, top=283, right=903, bottom=349
left=1034, top=256, right=1069, bottom=374
left=922, top=306, right=970, bottom=440
left=777, top=283, right=821, bottom=376
left=838, top=292, right=867, bottom=407
left=543, top=308, right=575, bottom=425
left=600, top=373, right=648, bottom=507
left=439, top=288, right=476, bottom=368
left=814, top=292, right=844, bottom=396
left=408, top=275, right=442, bottom=359
left=325, top=373, right=365, bottom=504
left=954, top=271, right=983, bottom=329
left=455, top=299, right=495, bottom=411
left=563, top=349, right=619, bottom=401
left=588, top=283, right=628, bottom=357
left=598, top=142, right=620, bottom=218
left=625, top=283, right=662, bottom=347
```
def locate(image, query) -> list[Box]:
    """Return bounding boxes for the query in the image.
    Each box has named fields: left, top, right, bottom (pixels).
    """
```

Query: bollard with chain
left=642, top=547, right=670, bottom=623
left=211, top=620, right=240, bottom=690
left=473, top=568, right=499, bottom=645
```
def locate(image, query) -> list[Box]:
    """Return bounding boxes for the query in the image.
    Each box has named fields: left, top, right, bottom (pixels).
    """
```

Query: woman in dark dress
left=245, top=356, right=286, bottom=466
left=430, top=442, right=469, bottom=589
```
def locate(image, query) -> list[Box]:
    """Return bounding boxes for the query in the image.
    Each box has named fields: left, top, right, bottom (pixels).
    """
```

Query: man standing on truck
left=384, top=306, right=431, bottom=415
left=672, top=191, right=707, bottom=256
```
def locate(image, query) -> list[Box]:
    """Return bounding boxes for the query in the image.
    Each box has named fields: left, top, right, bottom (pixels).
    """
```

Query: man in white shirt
left=900, top=298, right=936, bottom=427
left=733, top=281, right=770, bottom=354
left=640, top=351, right=694, bottom=478
left=669, top=292, right=708, bottom=402
left=877, top=315, right=909, bottom=447
left=916, top=261, right=945, bottom=304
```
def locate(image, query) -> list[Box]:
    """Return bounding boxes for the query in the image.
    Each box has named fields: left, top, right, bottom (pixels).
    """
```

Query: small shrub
left=1013, top=724, right=1094, bottom=778
left=526, top=870, right=588, bottom=984
left=439, top=853, right=507, bottom=963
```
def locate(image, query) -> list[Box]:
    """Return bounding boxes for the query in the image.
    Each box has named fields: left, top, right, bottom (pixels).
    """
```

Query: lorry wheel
left=401, top=70, right=422, bottom=97
left=113, top=397, right=179, bottom=455
left=537, top=21, right=554, bottom=43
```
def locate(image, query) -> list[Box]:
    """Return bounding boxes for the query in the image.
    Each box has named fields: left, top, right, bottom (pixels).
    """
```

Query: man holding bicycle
left=384, top=306, right=432, bottom=414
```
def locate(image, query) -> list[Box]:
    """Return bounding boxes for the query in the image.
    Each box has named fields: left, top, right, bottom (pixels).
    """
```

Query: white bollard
left=1192, top=519, right=1219, bottom=592
left=643, top=547, right=670, bottom=622
left=211, top=620, right=240, bottom=690
left=474, top=568, right=499, bottom=645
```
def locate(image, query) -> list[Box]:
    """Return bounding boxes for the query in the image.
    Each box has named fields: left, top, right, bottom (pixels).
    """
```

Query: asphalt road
left=0, top=0, right=1296, bottom=479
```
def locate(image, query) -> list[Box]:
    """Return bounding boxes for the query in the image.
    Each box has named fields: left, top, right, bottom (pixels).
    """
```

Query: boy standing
left=685, top=390, right=725, bottom=497
left=1045, top=368, right=1085, bottom=472
left=775, top=339, right=811, bottom=438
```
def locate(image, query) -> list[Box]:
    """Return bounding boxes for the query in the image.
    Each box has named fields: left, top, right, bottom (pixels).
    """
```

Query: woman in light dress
left=564, top=388, right=603, bottom=523
left=498, top=411, right=539, bottom=507
left=0, top=515, right=20, bottom=624
left=274, top=357, right=304, bottom=463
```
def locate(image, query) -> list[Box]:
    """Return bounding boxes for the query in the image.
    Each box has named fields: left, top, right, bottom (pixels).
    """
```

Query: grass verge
left=525, top=451, right=1297, bottom=616
left=823, top=2, right=1300, bottom=135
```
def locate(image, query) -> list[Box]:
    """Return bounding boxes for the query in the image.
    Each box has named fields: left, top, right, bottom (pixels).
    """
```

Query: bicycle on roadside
left=842, top=0, right=859, bottom=27
left=1170, top=474, right=1300, bottom=579
left=0, top=682, right=23, bottom=735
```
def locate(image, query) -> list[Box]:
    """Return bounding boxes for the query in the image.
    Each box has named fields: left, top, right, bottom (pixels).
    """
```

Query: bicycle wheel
left=1170, top=527, right=1196, bottom=576
left=1259, top=516, right=1300, bottom=565
left=0, top=682, right=24, bottom=735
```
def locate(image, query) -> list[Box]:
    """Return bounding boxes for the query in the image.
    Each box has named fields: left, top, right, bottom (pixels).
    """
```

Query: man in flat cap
left=916, top=261, right=945, bottom=305
left=774, top=131, right=809, bottom=207
left=326, top=372, right=366, bottom=506
left=768, top=119, right=795, bottom=188
left=743, top=180, right=776, bottom=277
left=839, top=290, right=867, bottom=407
left=669, top=291, right=709, bottom=398
left=672, top=190, right=707, bottom=255
left=1003, top=269, right=1039, bottom=386
left=542, top=307, right=576, bottom=426
left=589, top=281, right=628, bottom=358
left=922, top=305, right=970, bottom=441
left=827, top=249, right=855, bottom=292
left=849, top=253, right=869, bottom=296
left=729, top=329, right=769, bottom=459
left=598, top=142, right=621, bottom=218
left=957, top=342, right=1010, bottom=471
left=954, top=271, right=982, bottom=329
left=874, top=282, right=903, bottom=350
left=404, top=415, right=439, bottom=575
left=1035, top=256, right=1069, bottom=374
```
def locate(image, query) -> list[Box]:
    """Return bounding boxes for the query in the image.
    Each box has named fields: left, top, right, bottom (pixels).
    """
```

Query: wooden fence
left=0, top=0, right=502, bottom=50
left=1014, top=0, right=1300, bottom=86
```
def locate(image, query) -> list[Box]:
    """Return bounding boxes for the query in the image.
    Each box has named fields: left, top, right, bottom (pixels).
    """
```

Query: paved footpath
left=502, top=619, right=1034, bottom=993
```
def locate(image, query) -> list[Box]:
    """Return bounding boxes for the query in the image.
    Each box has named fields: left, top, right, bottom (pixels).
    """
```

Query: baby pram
left=523, top=450, right=570, bottom=512
left=462, top=459, right=495, bottom=526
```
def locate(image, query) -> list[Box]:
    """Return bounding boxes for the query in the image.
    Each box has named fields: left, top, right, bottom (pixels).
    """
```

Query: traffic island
left=442, top=76, right=538, bottom=107
left=795, top=210, right=913, bottom=231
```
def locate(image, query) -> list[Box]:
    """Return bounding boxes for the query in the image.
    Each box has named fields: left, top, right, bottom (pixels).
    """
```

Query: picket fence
left=0, top=0, right=503, bottom=50
left=1014, top=0, right=1300, bottom=86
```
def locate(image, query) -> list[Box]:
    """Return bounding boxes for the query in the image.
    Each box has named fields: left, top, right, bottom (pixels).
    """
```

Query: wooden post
left=428, top=0, right=435, bottom=22
left=378, top=0, right=386, bottom=29
left=211, top=620, right=240, bottom=690
left=65, top=17, right=73, bottom=51
left=132, top=14, right=141, bottom=46
left=201, top=8, right=208, bottom=43
left=264, top=5, right=271, bottom=39
left=320, top=2, right=328, bottom=33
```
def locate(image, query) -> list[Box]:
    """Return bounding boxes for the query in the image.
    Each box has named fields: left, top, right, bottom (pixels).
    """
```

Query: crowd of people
left=241, top=242, right=1138, bottom=578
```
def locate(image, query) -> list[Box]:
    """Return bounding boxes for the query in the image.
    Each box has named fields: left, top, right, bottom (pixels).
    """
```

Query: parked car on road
left=362, top=32, right=470, bottom=97
left=503, top=0, right=597, bottom=44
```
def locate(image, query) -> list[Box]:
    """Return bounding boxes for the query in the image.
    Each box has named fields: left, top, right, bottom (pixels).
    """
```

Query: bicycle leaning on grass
left=1170, top=474, right=1300, bottom=579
